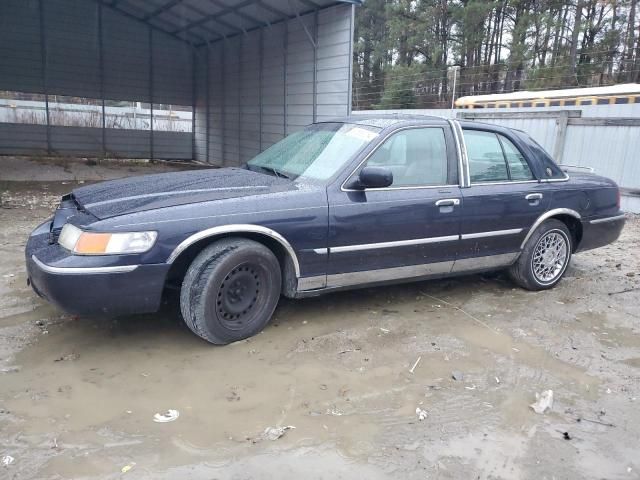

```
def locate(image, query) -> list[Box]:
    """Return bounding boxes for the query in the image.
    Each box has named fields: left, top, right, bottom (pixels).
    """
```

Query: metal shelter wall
left=0, top=0, right=194, bottom=159
left=193, top=3, right=354, bottom=166
left=0, top=0, right=357, bottom=162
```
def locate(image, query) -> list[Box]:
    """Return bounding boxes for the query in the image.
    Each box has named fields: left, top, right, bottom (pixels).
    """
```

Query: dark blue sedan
left=26, top=115, right=626, bottom=344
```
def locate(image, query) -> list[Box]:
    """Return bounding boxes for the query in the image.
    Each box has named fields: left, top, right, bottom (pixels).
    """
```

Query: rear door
left=456, top=127, right=549, bottom=271
left=326, top=125, right=462, bottom=288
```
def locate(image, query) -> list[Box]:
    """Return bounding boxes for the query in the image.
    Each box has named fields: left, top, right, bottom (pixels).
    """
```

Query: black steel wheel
left=216, top=263, right=266, bottom=330
left=180, top=238, right=281, bottom=344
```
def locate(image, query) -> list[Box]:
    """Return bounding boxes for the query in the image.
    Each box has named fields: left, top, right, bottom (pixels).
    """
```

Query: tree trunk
left=625, top=0, right=637, bottom=82
left=568, top=0, right=584, bottom=84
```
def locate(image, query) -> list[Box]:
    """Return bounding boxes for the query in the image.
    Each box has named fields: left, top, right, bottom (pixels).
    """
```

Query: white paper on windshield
left=345, top=126, right=378, bottom=142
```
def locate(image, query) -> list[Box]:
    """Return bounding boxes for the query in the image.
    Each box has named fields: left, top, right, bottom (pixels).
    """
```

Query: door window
left=501, top=136, right=534, bottom=180
left=463, top=129, right=534, bottom=183
left=364, top=128, right=448, bottom=187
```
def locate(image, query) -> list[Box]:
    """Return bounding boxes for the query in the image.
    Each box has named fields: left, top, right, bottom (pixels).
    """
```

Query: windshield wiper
left=255, top=165, right=291, bottom=179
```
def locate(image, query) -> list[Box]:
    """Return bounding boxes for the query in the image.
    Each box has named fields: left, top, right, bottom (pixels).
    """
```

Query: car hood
left=71, top=167, right=293, bottom=219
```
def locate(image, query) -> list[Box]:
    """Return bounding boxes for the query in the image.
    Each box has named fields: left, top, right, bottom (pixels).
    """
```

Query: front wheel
left=180, top=238, right=282, bottom=344
left=508, top=219, right=572, bottom=291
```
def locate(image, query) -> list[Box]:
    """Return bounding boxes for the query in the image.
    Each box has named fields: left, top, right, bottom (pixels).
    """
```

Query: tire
left=508, top=219, right=572, bottom=291
left=180, top=238, right=282, bottom=344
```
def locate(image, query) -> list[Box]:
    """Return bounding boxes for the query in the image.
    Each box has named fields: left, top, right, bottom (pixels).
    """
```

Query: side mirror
left=352, top=166, right=393, bottom=189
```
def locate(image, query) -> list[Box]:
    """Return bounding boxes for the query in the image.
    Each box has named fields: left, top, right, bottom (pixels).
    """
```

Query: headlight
left=58, top=224, right=157, bottom=255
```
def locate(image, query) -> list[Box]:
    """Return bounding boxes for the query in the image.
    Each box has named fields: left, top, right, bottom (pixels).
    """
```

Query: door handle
left=525, top=193, right=543, bottom=201
left=435, top=198, right=461, bottom=207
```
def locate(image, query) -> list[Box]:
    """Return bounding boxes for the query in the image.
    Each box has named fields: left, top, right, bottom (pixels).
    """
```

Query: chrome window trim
left=343, top=184, right=460, bottom=193
left=540, top=177, right=570, bottom=183
left=340, top=125, right=455, bottom=192
left=467, top=180, right=539, bottom=187
left=520, top=208, right=581, bottom=249
left=460, top=228, right=523, bottom=240
left=451, top=120, right=471, bottom=188
left=32, top=255, right=139, bottom=275
left=330, top=235, right=459, bottom=253
left=166, top=224, right=301, bottom=277
left=589, top=214, right=626, bottom=224
left=448, top=119, right=467, bottom=187
left=461, top=128, right=538, bottom=186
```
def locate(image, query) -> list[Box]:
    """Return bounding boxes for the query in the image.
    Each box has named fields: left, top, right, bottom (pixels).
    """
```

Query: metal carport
left=0, top=0, right=361, bottom=165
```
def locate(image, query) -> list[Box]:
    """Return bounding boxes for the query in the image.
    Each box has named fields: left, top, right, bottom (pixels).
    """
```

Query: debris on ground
left=409, top=356, right=422, bottom=374
left=121, top=463, right=135, bottom=473
left=326, top=408, right=344, bottom=416
left=416, top=407, right=428, bottom=421
left=0, top=366, right=20, bottom=374
left=2, top=455, right=15, bottom=466
left=530, top=390, right=554, bottom=414
left=576, top=417, right=616, bottom=427
left=563, top=432, right=572, bottom=440
left=153, top=409, right=180, bottom=423
left=258, top=425, right=295, bottom=442
left=54, top=353, right=78, bottom=362
left=226, top=390, right=240, bottom=402
left=451, top=371, right=464, bottom=381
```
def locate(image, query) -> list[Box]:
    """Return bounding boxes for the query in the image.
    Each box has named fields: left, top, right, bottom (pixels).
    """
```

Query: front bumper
left=26, top=220, right=170, bottom=316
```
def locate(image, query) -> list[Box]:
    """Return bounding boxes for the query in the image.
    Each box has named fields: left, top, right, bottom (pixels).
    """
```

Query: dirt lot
left=1, top=160, right=640, bottom=479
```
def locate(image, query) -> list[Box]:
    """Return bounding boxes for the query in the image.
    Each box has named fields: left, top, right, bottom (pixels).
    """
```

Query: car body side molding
left=589, top=214, right=626, bottom=224
left=166, top=224, right=301, bottom=278
left=32, top=255, right=139, bottom=275
left=520, top=208, right=581, bottom=249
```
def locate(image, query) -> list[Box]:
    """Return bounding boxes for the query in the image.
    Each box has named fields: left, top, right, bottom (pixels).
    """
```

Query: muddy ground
left=1, top=159, right=640, bottom=479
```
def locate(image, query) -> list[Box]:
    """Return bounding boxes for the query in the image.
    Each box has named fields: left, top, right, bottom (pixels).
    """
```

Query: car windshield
left=246, top=122, right=380, bottom=181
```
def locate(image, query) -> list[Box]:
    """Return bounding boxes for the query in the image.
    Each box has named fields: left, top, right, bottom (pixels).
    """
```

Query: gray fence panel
left=0, top=123, right=190, bottom=159
left=152, top=131, right=192, bottom=160
left=102, top=7, right=151, bottom=103
left=105, top=129, right=150, bottom=158
left=0, top=124, right=48, bottom=155
left=0, top=0, right=43, bottom=94
left=44, top=0, right=101, bottom=99
left=0, top=0, right=193, bottom=105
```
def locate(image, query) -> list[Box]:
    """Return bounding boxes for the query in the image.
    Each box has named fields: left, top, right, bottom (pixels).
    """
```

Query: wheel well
left=164, top=233, right=297, bottom=297
left=553, top=214, right=583, bottom=251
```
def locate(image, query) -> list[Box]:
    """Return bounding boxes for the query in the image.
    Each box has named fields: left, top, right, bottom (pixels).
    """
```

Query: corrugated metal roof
left=98, top=0, right=362, bottom=45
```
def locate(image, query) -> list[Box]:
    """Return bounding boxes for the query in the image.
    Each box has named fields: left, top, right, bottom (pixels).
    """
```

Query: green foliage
left=374, top=67, right=420, bottom=109
left=353, top=0, right=640, bottom=108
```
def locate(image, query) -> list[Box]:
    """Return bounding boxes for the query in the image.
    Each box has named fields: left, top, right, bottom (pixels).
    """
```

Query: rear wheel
left=180, top=238, right=281, bottom=344
left=508, top=219, right=572, bottom=291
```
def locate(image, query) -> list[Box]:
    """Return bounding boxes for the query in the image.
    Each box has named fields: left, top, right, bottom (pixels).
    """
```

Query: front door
left=326, top=125, right=462, bottom=288
left=455, top=127, right=549, bottom=272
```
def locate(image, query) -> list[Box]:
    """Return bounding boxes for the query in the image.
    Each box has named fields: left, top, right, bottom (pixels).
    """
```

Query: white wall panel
left=194, top=4, right=354, bottom=166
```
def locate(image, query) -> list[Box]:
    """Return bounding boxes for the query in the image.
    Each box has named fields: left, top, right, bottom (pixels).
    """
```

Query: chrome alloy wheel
left=531, top=230, right=569, bottom=284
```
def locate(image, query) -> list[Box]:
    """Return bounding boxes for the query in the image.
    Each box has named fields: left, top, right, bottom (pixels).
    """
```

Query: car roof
left=326, top=114, right=451, bottom=129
